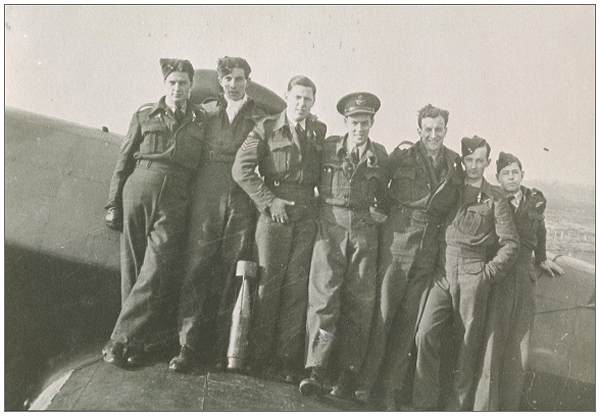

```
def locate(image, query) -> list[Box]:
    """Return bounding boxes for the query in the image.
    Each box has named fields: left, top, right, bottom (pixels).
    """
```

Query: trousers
left=249, top=212, right=317, bottom=370
left=111, top=164, right=191, bottom=348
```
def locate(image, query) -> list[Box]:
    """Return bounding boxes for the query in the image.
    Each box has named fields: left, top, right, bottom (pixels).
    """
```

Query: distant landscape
left=527, top=180, right=595, bottom=265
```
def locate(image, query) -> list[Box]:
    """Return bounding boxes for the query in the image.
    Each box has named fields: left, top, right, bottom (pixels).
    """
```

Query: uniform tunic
left=176, top=97, right=266, bottom=361
left=105, top=97, right=205, bottom=349
left=413, top=179, right=519, bottom=410
left=359, top=142, right=461, bottom=401
left=232, top=111, right=327, bottom=370
left=305, top=135, right=388, bottom=372
left=473, top=186, right=547, bottom=410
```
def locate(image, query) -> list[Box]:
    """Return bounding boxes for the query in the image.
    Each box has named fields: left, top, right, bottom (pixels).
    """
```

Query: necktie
left=295, top=123, right=306, bottom=141
left=351, top=146, right=360, bottom=164
left=174, top=105, right=184, bottom=123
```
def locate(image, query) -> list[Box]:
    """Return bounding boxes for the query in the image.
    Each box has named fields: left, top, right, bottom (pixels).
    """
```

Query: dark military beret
left=337, top=92, right=381, bottom=116
left=160, top=58, right=194, bottom=81
left=461, top=135, right=489, bottom=157
left=496, top=151, right=522, bottom=174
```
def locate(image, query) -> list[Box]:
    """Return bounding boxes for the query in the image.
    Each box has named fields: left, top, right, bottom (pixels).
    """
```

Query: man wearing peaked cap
left=473, top=151, right=563, bottom=410
left=336, top=91, right=381, bottom=116
left=414, top=135, right=520, bottom=410
left=357, top=104, right=461, bottom=409
left=102, top=58, right=206, bottom=369
left=300, top=91, right=388, bottom=399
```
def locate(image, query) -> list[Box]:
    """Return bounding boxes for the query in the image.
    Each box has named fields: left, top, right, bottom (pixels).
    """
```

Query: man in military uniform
left=299, top=92, right=388, bottom=400
left=356, top=104, right=461, bottom=408
left=232, top=75, right=327, bottom=383
left=103, top=59, right=205, bottom=368
left=170, top=57, right=268, bottom=372
left=473, top=152, right=564, bottom=410
left=413, top=136, right=519, bottom=410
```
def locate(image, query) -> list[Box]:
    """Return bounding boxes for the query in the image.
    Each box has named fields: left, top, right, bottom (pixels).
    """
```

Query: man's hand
left=105, top=207, right=123, bottom=231
left=539, top=259, right=565, bottom=278
left=269, top=198, right=295, bottom=224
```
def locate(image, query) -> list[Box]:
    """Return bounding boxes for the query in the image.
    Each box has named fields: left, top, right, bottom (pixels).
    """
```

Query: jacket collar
left=148, top=96, right=192, bottom=118
left=336, top=134, right=377, bottom=164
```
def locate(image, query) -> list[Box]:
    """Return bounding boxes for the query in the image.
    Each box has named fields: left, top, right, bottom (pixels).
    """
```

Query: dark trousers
left=473, top=252, right=535, bottom=411
left=413, top=250, right=492, bottom=410
left=111, top=165, right=190, bottom=348
left=177, top=163, right=256, bottom=360
left=249, top=212, right=317, bottom=370
left=377, top=273, right=432, bottom=401
left=305, top=207, right=378, bottom=372
left=358, top=206, right=429, bottom=396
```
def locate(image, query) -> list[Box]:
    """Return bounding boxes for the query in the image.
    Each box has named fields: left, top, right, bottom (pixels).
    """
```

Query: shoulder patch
left=240, top=132, right=261, bottom=152
left=137, top=103, right=154, bottom=113
left=396, top=140, right=414, bottom=151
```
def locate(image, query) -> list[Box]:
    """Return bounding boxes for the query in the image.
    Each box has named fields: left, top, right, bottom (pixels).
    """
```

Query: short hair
left=417, top=104, right=449, bottom=128
left=216, top=56, right=251, bottom=79
left=287, top=75, right=317, bottom=96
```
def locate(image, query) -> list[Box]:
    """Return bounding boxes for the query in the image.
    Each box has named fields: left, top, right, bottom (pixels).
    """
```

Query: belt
left=446, top=245, right=489, bottom=259
left=135, top=159, right=191, bottom=175
left=201, top=150, right=236, bottom=163
left=322, top=196, right=371, bottom=210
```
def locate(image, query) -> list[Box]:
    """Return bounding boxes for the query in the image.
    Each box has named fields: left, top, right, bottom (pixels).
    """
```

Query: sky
left=5, top=5, right=595, bottom=186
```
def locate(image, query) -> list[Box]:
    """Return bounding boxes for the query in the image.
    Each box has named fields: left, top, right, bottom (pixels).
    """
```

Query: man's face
left=345, top=113, right=373, bottom=147
left=218, top=67, right=248, bottom=101
left=164, top=71, right=192, bottom=104
left=285, top=85, right=315, bottom=122
left=462, top=146, right=490, bottom=181
left=497, top=162, right=523, bottom=193
left=418, top=115, right=447, bottom=154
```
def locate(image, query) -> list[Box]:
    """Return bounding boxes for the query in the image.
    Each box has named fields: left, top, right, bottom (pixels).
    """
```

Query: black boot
left=168, top=345, right=196, bottom=373
left=299, top=366, right=327, bottom=396
left=330, top=369, right=358, bottom=400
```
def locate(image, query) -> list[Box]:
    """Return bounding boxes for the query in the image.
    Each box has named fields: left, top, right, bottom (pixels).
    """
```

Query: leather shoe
left=299, top=366, right=326, bottom=396
left=330, top=369, right=358, bottom=400
left=124, top=350, right=144, bottom=369
left=102, top=340, right=126, bottom=367
left=169, top=345, right=196, bottom=373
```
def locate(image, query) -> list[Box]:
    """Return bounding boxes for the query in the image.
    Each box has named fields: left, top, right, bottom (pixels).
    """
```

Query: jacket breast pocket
left=320, top=163, right=337, bottom=196
left=267, top=139, right=292, bottom=175
left=140, top=121, right=169, bottom=154
left=174, top=123, right=204, bottom=169
left=391, top=167, right=416, bottom=201
left=458, top=203, right=493, bottom=236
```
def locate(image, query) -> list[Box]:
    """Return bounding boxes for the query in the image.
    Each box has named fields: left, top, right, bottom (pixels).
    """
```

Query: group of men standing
left=102, top=56, right=563, bottom=411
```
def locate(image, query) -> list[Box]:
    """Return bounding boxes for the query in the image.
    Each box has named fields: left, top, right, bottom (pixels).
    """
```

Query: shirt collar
left=224, top=94, right=248, bottom=111
left=273, top=110, right=308, bottom=133
left=511, top=189, right=523, bottom=206
left=336, top=134, right=373, bottom=160
left=149, top=96, right=188, bottom=116
left=285, top=112, right=306, bottom=131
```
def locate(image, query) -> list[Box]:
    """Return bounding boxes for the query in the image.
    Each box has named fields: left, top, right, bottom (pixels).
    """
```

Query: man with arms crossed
left=413, top=136, right=519, bottom=410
